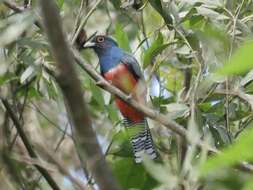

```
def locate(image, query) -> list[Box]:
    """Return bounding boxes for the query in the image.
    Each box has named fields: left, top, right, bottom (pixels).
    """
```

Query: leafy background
left=1, top=0, right=253, bottom=189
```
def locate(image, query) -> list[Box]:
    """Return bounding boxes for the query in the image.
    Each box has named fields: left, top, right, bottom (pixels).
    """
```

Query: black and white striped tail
left=124, top=118, right=157, bottom=163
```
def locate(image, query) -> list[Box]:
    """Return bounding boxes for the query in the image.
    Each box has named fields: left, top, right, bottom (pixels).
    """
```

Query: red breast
left=104, top=64, right=144, bottom=122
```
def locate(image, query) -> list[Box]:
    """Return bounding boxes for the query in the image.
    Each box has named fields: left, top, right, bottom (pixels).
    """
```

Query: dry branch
left=39, top=0, right=121, bottom=190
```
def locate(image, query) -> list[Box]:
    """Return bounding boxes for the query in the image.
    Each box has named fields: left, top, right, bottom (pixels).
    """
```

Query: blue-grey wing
left=120, top=53, right=143, bottom=80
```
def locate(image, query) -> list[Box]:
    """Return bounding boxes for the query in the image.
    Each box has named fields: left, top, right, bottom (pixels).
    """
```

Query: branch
left=39, top=0, right=120, bottom=190
left=71, top=0, right=103, bottom=45
left=215, top=89, right=253, bottom=110
left=72, top=50, right=253, bottom=173
left=73, top=50, right=189, bottom=140
left=1, top=99, right=61, bottom=190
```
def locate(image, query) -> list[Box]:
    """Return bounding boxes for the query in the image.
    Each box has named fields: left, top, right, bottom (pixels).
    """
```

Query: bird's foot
left=126, top=94, right=133, bottom=102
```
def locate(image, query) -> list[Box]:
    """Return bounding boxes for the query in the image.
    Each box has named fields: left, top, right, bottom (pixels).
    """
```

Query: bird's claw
left=126, top=94, right=133, bottom=102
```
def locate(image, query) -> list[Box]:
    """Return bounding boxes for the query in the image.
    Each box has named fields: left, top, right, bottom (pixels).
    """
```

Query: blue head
left=84, top=35, right=124, bottom=73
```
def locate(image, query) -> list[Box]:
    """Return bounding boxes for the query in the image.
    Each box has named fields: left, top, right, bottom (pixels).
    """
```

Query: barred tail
left=124, top=118, right=157, bottom=163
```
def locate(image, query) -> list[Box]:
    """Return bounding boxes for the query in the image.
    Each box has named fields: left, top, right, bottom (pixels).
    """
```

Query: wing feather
left=121, top=53, right=143, bottom=80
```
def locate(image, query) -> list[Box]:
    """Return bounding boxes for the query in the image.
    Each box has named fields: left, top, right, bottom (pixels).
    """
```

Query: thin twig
left=1, top=99, right=61, bottom=190
left=225, top=0, right=245, bottom=135
left=35, top=143, right=89, bottom=190
left=71, top=0, right=103, bottom=45
left=234, top=116, right=253, bottom=139
left=214, top=89, right=253, bottom=110
left=27, top=103, right=72, bottom=138
left=71, top=0, right=86, bottom=39
left=54, top=123, right=69, bottom=152
left=105, top=0, right=112, bottom=35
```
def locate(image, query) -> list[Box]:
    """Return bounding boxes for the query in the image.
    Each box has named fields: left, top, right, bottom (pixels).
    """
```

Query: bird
left=83, top=35, right=157, bottom=163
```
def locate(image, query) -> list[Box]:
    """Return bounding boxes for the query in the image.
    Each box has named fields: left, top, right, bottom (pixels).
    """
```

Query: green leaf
left=20, top=66, right=35, bottom=84
left=112, top=158, right=157, bottom=190
left=148, top=0, right=173, bottom=25
left=114, top=23, right=131, bottom=52
left=107, top=104, right=120, bottom=122
left=27, top=86, right=42, bottom=99
left=46, top=80, right=58, bottom=100
left=217, top=41, right=253, bottom=75
left=243, top=179, right=253, bottom=190
left=196, top=6, right=228, bottom=20
left=143, top=32, right=169, bottom=68
left=200, top=125, right=253, bottom=175
left=0, top=74, right=18, bottom=86
left=240, top=70, right=253, bottom=86
left=17, top=37, right=48, bottom=50
left=56, top=0, right=64, bottom=9
left=209, top=125, right=230, bottom=148
left=0, top=12, right=34, bottom=48
left=166, top=103, right=189, bottom=119
left=142, top=157, right=174, bottom=185
left=109, top=0, right=121, bottom=9
left=109, top=130, right=132, bottom=157
left=148, top=0, right=163, bottom=14
left=89, top=80, right=105, bottom=110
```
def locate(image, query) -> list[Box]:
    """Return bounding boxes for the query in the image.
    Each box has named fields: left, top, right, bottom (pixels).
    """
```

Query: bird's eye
left=96, top=36, right=105, bottom=43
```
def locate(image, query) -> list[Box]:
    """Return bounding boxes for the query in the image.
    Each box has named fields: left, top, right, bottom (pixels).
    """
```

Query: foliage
left=1, top=0, right=253, bottom=190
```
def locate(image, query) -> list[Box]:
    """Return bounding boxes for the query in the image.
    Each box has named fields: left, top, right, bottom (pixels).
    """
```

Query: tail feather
left=124, top=118, right=157, bottom=163
left=145, top=128, right=157, bottom=159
